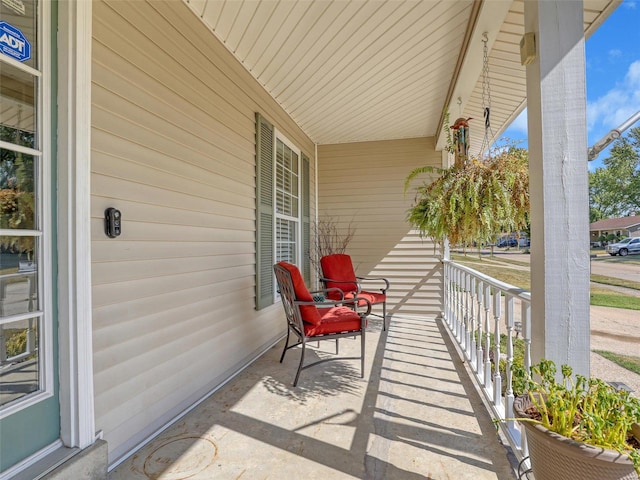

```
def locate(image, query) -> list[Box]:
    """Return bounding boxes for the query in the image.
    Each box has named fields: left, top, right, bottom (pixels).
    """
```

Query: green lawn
left=483, top=256, right=531, bottom=268
left=590, top=273, right=640, bottom=292
left=593, top=350, right=640, bottom=376
left=459, top=264, right=532, bottom=292
left=590, top=290, right=640, bottom=310
left=596, top=255, right=640, bottom=265
left=451, top=252, right=531, bottom=268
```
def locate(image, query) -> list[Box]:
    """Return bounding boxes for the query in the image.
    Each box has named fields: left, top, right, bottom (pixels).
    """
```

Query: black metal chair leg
left=335, top=339, right=339, bottom=354
left=280, top=327, right=291, bottom=363
left=293, top=340, right=306, bottom=387
left=383, top=302, right=387, bottom=331
left=361, top=327, right=365, bottom=378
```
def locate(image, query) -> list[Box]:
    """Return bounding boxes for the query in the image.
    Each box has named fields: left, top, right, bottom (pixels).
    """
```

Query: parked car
left=497, top=238, right=518, bottom=247
left=605, top=237, right=640, bottom=256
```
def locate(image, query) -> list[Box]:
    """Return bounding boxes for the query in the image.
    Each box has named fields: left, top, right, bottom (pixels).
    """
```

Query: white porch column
left=524, top=0, right=590, bottom=376
left=58, top=0, right=96, bottom=448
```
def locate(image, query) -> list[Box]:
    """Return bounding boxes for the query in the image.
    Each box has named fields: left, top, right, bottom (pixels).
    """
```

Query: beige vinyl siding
left=317, top=138, right=443, bottom=317
left=91, top=0, right=314, bottom=464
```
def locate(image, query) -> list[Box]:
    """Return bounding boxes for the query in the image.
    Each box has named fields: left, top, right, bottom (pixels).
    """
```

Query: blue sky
left=502, top=0, right=640, bottom=170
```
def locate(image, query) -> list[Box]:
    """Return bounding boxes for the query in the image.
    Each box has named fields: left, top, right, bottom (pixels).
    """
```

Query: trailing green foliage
left=404, top=145, right=529, bottom=246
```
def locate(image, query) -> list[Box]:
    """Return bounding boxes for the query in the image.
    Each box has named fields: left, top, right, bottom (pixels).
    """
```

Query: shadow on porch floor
left=109, top=315, right=516, bottom=480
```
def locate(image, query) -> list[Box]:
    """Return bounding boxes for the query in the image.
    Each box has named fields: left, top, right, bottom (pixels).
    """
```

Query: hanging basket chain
left=480, top=33, right=494, bottom=157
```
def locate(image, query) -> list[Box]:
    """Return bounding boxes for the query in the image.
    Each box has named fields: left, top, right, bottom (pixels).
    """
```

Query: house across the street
left=590, top=214, right=640, bottom=245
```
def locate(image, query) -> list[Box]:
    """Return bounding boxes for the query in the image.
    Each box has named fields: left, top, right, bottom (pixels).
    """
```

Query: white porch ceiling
left=184, top=0, right=619, bottom=148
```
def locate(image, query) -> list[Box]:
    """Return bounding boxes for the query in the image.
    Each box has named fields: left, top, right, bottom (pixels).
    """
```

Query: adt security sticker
left=0, top=21, right=31, bottom=62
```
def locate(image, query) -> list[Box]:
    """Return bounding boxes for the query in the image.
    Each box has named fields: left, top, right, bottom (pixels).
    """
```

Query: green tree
left=589, top=127, right=640, bottom=222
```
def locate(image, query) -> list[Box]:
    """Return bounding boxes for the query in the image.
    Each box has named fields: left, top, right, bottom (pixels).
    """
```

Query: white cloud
left=503, top=60, right=640, bottom=154
left=623, top=1, right=636, bottom=8
left=587, top=60, right=640, bottom=138
left=608, top=49, right=622, bottom=61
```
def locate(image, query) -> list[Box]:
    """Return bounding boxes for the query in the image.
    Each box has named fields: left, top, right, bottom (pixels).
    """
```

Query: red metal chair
left=274, top=261, right=370, bottom=386
left=320, top=253, right=389, bottom=330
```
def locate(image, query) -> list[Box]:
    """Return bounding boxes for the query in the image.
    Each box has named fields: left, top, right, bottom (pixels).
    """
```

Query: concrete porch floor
left=109, top=315, right=517, bottom=480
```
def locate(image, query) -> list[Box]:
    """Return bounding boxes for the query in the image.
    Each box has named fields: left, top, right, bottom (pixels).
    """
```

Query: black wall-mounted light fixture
left=104, top=208, right=122, bottom=238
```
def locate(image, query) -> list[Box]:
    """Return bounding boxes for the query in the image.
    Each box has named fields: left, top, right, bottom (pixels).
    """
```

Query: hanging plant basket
left=404, top=146, right=529, bottom=247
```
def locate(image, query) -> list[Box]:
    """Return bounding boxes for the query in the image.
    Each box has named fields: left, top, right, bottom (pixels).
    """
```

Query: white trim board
left=57, top=0, right=96, bottom=450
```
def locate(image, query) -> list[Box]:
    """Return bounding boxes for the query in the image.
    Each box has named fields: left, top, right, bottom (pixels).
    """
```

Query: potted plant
left=513, top=359, right=640, bottom=480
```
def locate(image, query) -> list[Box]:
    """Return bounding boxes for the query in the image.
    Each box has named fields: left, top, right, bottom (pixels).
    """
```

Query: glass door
left=0, top=0, right=59, bottom=472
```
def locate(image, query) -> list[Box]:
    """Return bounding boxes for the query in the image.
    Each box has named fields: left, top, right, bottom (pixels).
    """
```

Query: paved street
left=590, top=254, right=640, bottom=282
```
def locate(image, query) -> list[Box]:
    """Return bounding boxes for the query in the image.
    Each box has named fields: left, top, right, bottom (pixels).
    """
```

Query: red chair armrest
left=342, top=296, right=372, bottom=316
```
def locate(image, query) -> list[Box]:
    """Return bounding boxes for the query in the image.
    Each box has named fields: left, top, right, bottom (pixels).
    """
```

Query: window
left=255, top=114, right=310, bottom=309
left=275, top=136, right=300, bottom=265
left=0, top=0, right=53, bottom=415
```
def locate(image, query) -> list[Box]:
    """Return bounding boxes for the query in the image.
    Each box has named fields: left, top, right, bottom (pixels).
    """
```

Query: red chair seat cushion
left=277, top=261, right=322, bottom=325
left=345, top=291, right=386, bottom=306
left=321, top=254, right=358, bottom=294
left=303, top=306, right=362, bottom=336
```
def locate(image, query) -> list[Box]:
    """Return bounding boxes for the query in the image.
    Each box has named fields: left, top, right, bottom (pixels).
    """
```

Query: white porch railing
left=443, top=259, right=532, bottom=465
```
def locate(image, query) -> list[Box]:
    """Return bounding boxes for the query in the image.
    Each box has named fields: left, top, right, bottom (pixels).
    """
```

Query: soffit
left=185, top=0, right=474, bottom=145
left=184, top=0, right=619, bottom=147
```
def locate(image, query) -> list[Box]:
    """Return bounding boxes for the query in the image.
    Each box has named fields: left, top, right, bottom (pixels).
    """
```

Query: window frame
left=0, top=0, right=54, bottom=419
left=273, top=129, right=302, bottom=274
left=255, top=113, right=311, bottom=310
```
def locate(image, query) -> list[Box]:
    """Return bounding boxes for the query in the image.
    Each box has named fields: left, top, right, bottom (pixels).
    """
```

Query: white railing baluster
left=505, top=295, right=515, bottom=428
left=451, top=267, right=457, bottom=333
left=443, top=263, right=449, bottom=324
left=521, top=299, right=531, bottom=459
left=461, top=272, right=469, bottom=354
left=493, top=289, right=502, bottom=407
left=456, top=269, right=462, bottom=341
left=476, top=280, right=484, bottom=380
left=483, top=283, right=492, bottom=392
left=446, top=263, right=452, bottom=326
left=27, top=318, right=35, bottom=356
left=469, top=277, right=476, bottom=367
left=523, top=300, right=532, bottom=375
left=0, top=324, right=6, bottom=364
